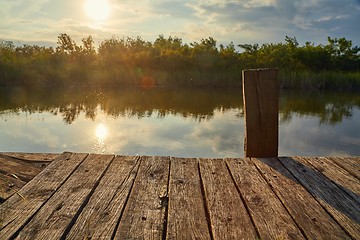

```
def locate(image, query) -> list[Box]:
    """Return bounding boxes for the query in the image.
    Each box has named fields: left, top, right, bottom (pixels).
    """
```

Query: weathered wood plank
left=0, top=153, right=56, bottom=202
left=2, top=154, right=359, bottom=239
left=14, top=154, right=114, bottom=240
left=227, top=157, right=304, bottom=240
left=303, top=157, right=360, bottom=203
left=0, top=155, right=44, bottom=183
left=0, top=174, right=25, bottom=203
left=166, top=157, right=211, bottom=240
left=0, top=152, right=87, bottom=239
left=0, top=154, right=44, bottom=202
left=251, top=157, right=350, bottom=239
left=0, top=152, right=59, bottom=162
left=242, top=69, right=278, bottom=157
left=279, top=157, right=360, bottom=239
left=66, top=155, right=140, bottom=239
left=199, top=158, right=258, bottom=239
left=328, top=157, right=360, bottom=180
left=114, top=156, right=170, bottom=239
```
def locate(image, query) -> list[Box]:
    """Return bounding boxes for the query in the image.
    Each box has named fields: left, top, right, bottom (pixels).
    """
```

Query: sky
left=1, top=0, right=360, bottom=48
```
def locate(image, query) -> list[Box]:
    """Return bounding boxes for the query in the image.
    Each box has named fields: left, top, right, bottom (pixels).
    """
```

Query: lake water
left=0, top=87, right=359, bottom=157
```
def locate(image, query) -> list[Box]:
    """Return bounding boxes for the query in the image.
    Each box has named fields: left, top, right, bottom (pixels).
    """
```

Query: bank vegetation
left=0, top=34, right=359, bottom=90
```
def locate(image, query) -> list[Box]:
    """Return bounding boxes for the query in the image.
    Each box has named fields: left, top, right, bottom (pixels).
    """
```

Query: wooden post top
left=242, top=68, right=278, bottom=158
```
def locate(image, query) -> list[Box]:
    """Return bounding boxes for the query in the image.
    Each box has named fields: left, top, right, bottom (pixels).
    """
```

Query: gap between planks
left=1, top=154, right=359, bottom=240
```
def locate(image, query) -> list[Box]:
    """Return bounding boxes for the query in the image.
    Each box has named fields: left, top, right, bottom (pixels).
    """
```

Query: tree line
left=0, top=34, right=359, bottom=89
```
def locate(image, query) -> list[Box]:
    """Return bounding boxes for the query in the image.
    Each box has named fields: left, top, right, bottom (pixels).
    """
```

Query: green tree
left=56, top=33, right=78, bottom=54
left=81, top=35, right=96, bottom=55
left=326, top=37, right=360, bottom=70
left=296, top=42, right=331, bottom=71
left=219, top=42, right=239, bottom=68
left=190, top=37, right=218, bottom=69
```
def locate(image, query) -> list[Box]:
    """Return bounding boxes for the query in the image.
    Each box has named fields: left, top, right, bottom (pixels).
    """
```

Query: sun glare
left=85, top=0, right=110, bottom=21
left=95, top=123, right=108, bottom=141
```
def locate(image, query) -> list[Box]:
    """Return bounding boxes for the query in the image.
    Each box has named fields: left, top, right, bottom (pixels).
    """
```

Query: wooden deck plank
left=199, top=158, right=258, bottom=239
left=226, top=157, right=305, bottom=240
left=0, top=153, right=56, bottom=202
left=0, top=174, right=26, bottom=202
left=66, top=155, right=140, bottom=239
left=303, top=157, right=360, bottom=203
left=0, top=155, right=44, bottom=202
left=279, top=157, right=360, bottom=239
left=166, top=157, right=212, bottom=240
left=251, top=157, right=350, bottom=240
left=114, top=156, right=170, bottom=239
left=0, top=152, right=59, bottom=162
left=0, top=152, right=87, bottom=239
left=0, top=154, right=44, bottom=183
left=14, top=154, right=114, bottom=240
left=328, top=157, right=360, bottom=180
left=1, top=154, right=359, bottom=239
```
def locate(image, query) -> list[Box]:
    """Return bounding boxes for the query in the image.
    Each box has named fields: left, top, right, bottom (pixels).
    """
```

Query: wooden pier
left=0, top=153, right=59, bottom=202
left=1, top=69, right=359, bottom=239
left=1, top=152, right=359, bottom=239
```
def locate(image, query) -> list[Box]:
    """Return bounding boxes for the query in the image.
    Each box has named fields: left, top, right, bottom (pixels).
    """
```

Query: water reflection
left=279, top=90, right=359, bottom=125
left=0, top=87, right=242, bottom=124
left=95, top=123, right=108, bottom=141
left=93, top=123, right=108, bottom=153
left=0, top=87, right=359, bottom=156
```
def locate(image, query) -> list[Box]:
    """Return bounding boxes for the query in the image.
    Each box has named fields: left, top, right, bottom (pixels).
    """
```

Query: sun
left=85, top=0, right=110, bottom=21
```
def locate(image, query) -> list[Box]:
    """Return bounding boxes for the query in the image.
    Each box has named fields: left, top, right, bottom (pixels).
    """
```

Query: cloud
left=151, top=0, right=196, bottom=19
left=190, top=109, right=244, bottom=156
left=0, top=0, right=359, bottom=47
left=182, top=0, right=360, bottom=44
left=279, top=109, right=360, bottom=156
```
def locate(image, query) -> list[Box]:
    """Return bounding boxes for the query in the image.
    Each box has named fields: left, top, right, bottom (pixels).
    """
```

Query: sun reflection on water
left=94, top=123, right=108, bottom=153
left=95, top=123, right=108, bottom=140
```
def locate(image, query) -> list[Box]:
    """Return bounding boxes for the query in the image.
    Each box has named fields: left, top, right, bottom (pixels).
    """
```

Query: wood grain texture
left=0, top=152, right=87, bottom=240
left=0, top=152, right=59, bottom=162
left=14, top=154, right=114, bottom=240
left=0, top=155, right=43, bottom=203
left=166, top=157, right=211, bottom=240
left=242, top=69, right=278, bottom=158
left=0, top=152, right=57, bottom=202
left=303, top=157, right=360, bottom=203
left=279, top=157, right=360, bottom=239
left=1, top=154, right=358, bottom=239
left=328, top=157, right=360, bottom=180
left=251, top=157, right=350, bottom=240
left=115, top=156, right=170, bottom=240
left=66, top=155, right=140, bottom=239
left=199, top=158, right=258, bottom=240
left=0, top=173, right=26, bottom=202
left=0, top=155, right=44, bottom=183
left=227, top=157, right=304, bottom=240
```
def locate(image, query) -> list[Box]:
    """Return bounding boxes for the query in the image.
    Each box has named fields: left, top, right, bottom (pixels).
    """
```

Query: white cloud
left=245, top=0, right=276, bottom=8
left=0, top=0, right=359, bottom=47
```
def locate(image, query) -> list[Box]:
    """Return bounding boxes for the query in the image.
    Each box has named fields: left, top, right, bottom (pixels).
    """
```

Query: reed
left=279, top=70, right=360, bottom=91
left=1, top=35, right=359, bottom=90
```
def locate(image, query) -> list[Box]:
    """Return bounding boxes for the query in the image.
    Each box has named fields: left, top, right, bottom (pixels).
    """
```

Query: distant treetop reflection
left=0, top=87, right=243, bottom=124
left=0, top=87, right=359, bottom=125
left=279, top=90, right=360, bottom=125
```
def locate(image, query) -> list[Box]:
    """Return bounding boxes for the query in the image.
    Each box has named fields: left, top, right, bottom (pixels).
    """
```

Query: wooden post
left=242, top=69, right=278, bottom=157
